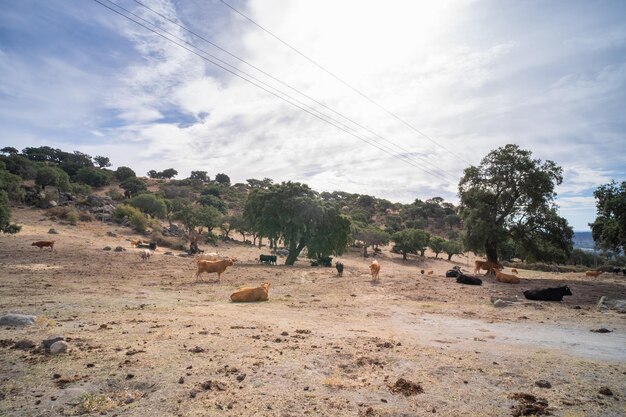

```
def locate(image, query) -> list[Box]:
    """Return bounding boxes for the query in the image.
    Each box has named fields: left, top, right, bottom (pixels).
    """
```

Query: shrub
left=129, top=193, right=167, bottom=218
left=106, top=188, right=125, bottom=201
left=70, top=183, right=92, bottom=196
left=113, top=204, right=148, bottom=233
left=46, top=206, right=80, bottom=225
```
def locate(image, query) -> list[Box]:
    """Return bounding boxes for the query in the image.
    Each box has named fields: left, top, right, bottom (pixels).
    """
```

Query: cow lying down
left=231, top=282, right=270, bottom=302
left=523, top=286, right=572, bottom=302
left=456, top=274, right=482, bottom=286
left=446, top=266, right=462, bottom=278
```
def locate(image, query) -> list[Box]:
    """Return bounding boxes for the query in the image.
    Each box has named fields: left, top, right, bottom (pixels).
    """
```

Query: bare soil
left=1, top=207, right=625, bottom=416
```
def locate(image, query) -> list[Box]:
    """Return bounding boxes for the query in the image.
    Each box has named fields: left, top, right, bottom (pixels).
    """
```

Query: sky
left=1, top=0, right=625, bottom=231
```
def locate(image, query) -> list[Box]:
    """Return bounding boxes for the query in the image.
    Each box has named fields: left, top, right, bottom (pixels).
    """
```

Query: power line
left=129, top=0, right=460, bottom=182
left=91, top=0, right=458, bottom=184
left=218, top=0, right=473, bottom=166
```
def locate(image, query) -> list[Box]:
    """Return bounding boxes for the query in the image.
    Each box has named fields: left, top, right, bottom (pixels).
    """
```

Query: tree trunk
left=485, top=241, right=498, bottom=263
left=447, top=253, right=453, bottom=261
left=258, top=237, right=263, bottom=248
left=286, top=239, right=306, bottom=265
left=403, top=252, right=407, bottom=260
left=363, top=246, right=368, bottom=258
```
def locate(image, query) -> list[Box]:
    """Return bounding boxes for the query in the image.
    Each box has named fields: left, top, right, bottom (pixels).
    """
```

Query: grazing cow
left=31, top=241, right=55, bottom=250
left=585, top=270, right=603, bottom=278
left=456, top=274, right=482, bottom=286
left=231, top=282, right=270, bottom=302
left=335, top=262, right=344, bottom=277
left=259, top=254, right=277, bottom=265
left=511, top=269, right=519, bottom=274
left=369, top=260, right=380, bottom=282
left=523, top=286, right=572, bottom=302
left=474, top=260, right=504, bottom=275
left=195, top=258, right=235, bottom=281
left=139, top=249, right=152, bottom=261
left=495, top=270, right=520, bottom=284
left=130, top=239, right=142, bottom=247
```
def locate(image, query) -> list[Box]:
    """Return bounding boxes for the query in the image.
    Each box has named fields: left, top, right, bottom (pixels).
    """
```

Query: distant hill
left=573, top=231, right=595, bottom=251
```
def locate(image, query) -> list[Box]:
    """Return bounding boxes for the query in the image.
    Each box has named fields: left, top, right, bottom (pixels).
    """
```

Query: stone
left=103, top=246, right=112, bottom=251
left=48, top=228, right=58, bottom=234
left=42, top=336, right=65, bottom=350
left=114, top=246, right=125, bottom=252
left=13, top=339, right=36, bottom=350
left=0, top=313, right=37, bottom=327
left=535, top=380, right=552, bottom=388
left=106, top=231, right=117, bottom=237
left=599, top=387, right=613, bottom=396
left=50, top=340, right=68, bottom=354
left=493, top=299, right=514, bottom=308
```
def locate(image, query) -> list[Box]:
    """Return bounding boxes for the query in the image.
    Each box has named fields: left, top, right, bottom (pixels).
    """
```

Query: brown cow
left=369, top=260, right=380, bottom=282
left=511, top=268, right=519, bottom=274
left=585, top=270, right=603, bottom=278
left=230, top=282, right=270, bottom=302
left=31, top=241, right=55, bottom=250
left=495, top=270, right=520, bottom=284
left=195, top=258, right=235, bottom=281
left=474, top=260, right=503, bottom=275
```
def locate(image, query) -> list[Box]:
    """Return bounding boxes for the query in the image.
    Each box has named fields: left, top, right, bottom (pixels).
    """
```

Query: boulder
left=42, top=335, right=65, bottom=350
left=13, top=339, right=36, bottom=350
left=50, top=340, right=69, bottom=354
left=48, top=228, right=58, bottom=234
left=0, top=313, right=36, bottom=327
left=114, top=246, right=125, bottom=252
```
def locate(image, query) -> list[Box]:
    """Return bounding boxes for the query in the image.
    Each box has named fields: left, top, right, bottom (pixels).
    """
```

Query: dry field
left=1, top=207, right=625, bottom=417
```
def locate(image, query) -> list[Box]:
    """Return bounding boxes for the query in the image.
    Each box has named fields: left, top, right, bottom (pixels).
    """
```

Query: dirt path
left=1, top=207, right=625, bottom=416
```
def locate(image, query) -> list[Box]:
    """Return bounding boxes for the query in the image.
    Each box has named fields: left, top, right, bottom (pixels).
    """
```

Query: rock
left=490, top=295, right=518, bottom=304
left=114, top=246, right=125, bottom=252
left=103, top=246, right=112, bottom=251
left=535, top=380, right=552, bottom=388
left=48, top=228, right=58, bottom=234
left=49, top=341, right=68, bottom=354
left=0, top=313, right=37, bottom=327
left=42, top=336, right=65, bottom=350
left=493, top=299, right=514, bottom=308
left=13, top=339, right=36, bottom=350
left=597, top=296, right=626, bottom=313
left=599, top=387, right=613, bottom=396
left=178, top=377, right=185, bottom=384
left=86, top=194, right=114, bottom=207
left=590, top=328, right=612, bottom=333
left=106, top=231, right=117, bottom=237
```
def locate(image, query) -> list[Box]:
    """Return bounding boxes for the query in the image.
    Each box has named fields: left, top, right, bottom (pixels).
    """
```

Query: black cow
left=456, top=274, right=482, bottom=286
left=523, top=286, right=572, bottom=301
left=335, top=262, right=344, bottom=277
left=613, top=268, right=623, bottom=275
left=446, top=266, right=462, bottom=278
left=259, top=254, right=277, bottom=265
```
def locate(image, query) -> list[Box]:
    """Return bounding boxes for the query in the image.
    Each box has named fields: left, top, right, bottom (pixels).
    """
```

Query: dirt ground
left=1, top=207, right=625, bottom=417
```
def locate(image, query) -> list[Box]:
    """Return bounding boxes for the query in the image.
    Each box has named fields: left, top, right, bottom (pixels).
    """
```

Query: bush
left=0, top=190, right=21, bottom=234
left=129, top=193, right=167, bottom=218
left=46, top=206, right=80, bottom=225
left=106, top=189, right=125, bottom=202
left=113, top=204, right=148, bottom=233
left=70, top=183, right=92, bottom=196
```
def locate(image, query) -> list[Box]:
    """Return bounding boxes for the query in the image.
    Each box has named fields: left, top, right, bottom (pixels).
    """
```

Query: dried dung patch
left=389, top=378, right=424, bottom=396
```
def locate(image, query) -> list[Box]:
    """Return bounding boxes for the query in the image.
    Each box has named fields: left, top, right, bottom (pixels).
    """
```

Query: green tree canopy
left=114, top=166, right=136, bottom=182
left=392, top=229, right=430, bottom=260
left=244, top=181, right=351, bottom=264
left=590, top=181, right=626, bottom=253
left=121, top=177, right=147, bottom=198
left=199, top=194, right=227, bottom=214
left=215, top=173, right=231, bottom=185
left=1, top=147, right=18, bottom=155
left=129, top=193, right=167, bottom=219
left=35, top=166, right=70, bottom=191
left=75, top=167, right=110, bottom=187
left=353, top=225, right=390, bottom=257
left=429, top=236, right=446, bottom=259
left=442, top=239, right=463, bottom=261
left=189, top=170, right=209, bottom=182
left=93, top=155, right=111, bottom=168
left=458, top=144, right=573, bottom=263
left=0, top=190, right=21, bottom=234
left=161, top=168, right=178, bottom=179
